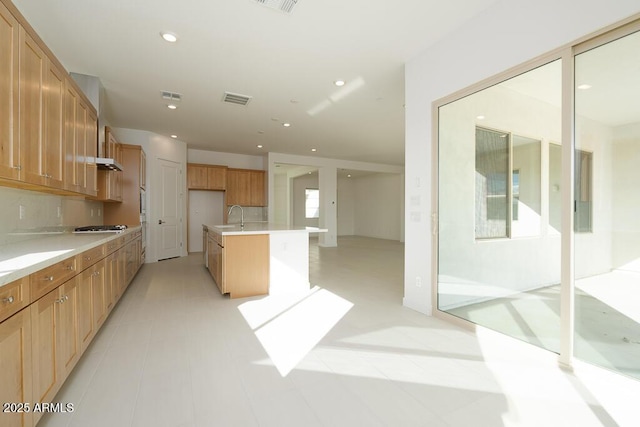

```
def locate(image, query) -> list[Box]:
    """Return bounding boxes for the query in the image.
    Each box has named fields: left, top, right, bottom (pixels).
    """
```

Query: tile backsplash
left=226, top=206, right=267, bottom=224
left=0, top=187, right=103, bottom=246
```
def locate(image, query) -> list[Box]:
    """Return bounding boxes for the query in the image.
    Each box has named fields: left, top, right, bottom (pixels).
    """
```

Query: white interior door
left=157, top=158, right=182, bottom=260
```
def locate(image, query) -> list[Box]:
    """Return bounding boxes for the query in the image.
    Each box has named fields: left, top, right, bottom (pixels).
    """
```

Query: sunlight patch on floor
left=238, top=286, right=353, bottom=376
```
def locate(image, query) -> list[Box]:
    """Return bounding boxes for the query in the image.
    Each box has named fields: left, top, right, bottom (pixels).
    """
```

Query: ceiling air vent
left=222, top=91, right=252, bottom=106
left=254, top=0, right=300, bottom=14
left=161, top=91, right=182, bottom=102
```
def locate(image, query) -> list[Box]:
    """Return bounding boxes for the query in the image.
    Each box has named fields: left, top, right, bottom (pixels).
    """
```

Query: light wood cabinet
left=0, top=0, right=98, bottom=198
left=187, top=163, right=227, bottom=190
left=0, top=307, right=33, bottom=427
left=187, top=164, right=207, bottom=189
left=0, top=276, right=29, bottom=323
left=30, top=276, right=81, bottom=426
left=207, top=231, right=269, bottom=299
left=41, top=60, right=65, bottom=190
left=104, top=144, right=145, bottom=226
left=226, top=168, right=266, bottom=206
left=77, top=267, right=94, bottom=352
left=85, top=109, right=98, bottom=197
left=18, top=26, right=46, bottom=187
left=140, top=149, right=146, bottom=190
left=30, top=289, right=61, bottom=420
left=89, top=260, right=106, bottom=330
left=57, top=276, right=80, bottom=381
left=0, top=1, right=20, bottom=182
left=0, top=228, right=142, bottom=427
left=97, top=169, right=123, bottom=202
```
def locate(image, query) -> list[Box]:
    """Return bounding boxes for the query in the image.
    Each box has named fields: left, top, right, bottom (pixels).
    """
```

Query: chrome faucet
left=228, top=205, right=244, bottom=228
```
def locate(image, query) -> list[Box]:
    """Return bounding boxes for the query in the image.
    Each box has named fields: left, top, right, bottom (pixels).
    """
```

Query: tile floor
left=39, top=236, right=640, bottom=427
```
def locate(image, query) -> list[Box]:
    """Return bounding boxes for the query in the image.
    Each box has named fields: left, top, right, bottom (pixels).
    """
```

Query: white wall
left=337, top=177, right=355, bottom=236
left=611, top=122, right=640, bottom=272
left=115, top=128, right=188, bottom=262
left=404, top=0, right=640, bottom=314
left=353, top=174, right=403, bottom=241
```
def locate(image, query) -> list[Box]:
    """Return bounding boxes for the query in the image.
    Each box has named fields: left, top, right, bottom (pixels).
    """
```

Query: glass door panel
left=574, top=29, right=640, bottom=380
left=437, top=60, right=562, bottom=353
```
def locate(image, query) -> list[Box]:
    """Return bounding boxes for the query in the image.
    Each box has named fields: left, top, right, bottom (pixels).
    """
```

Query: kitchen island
left=203, top=223, right=326, bottom=299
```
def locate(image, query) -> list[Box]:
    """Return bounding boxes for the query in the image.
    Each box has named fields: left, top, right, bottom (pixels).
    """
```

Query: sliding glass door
left=436, top=19, right=640, bottom=381
left=437, top=60, right=562, bottom=353
left=574, top=28, right=640, bottom=380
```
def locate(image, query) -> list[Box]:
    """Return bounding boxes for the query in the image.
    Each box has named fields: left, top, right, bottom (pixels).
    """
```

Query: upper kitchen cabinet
left=0, top=1, right=20, bottom=181
left=226, top=168, right=266, bottom=207
left=104, top=144, right=146, bottom=226
left=0, top=0, right=98, bottom=197
left=96, top=126, right=124, bottom=202
left=187, top=163, right=227, bottom=190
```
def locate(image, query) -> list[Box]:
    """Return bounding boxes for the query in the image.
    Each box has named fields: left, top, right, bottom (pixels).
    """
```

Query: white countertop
left=204, top=223, right=327, bottom=236
left=0, top=227, right=140, bottom=287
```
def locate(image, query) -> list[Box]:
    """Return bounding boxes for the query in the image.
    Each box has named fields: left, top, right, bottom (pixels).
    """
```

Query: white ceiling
left=12, top=0, right=500, bottom=165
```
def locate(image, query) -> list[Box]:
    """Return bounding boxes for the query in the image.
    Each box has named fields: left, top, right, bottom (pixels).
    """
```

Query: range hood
left=96, top=157, right=123, bottom=171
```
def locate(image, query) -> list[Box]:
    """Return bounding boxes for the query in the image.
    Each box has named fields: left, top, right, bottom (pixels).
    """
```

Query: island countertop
left=204, top=223, right=327, bottom=236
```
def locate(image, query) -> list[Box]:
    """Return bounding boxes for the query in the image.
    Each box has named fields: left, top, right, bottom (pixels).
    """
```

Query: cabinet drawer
left=30, top=256, right=77, bottom=300
left=80, top=244, right=105, bottom=270
left=0, top=277, right=30, bottom=323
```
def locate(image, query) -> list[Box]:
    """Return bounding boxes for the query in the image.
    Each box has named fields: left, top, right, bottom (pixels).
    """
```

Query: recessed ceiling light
left=170, top=134, right=178, bottom=139
left=334, top=80, right=345, bottom=87
left=257, top=145, right=263, bottom=148
left=347, top=174, right=352, bottom=178
left=577, top=84, right=592, bottom=90
left=283, top=123, right=291, bottom=127
left=476, top=115, right=485, bottom=120
left=311, top=148, right=317, bottom=152
left=167, top=104, right=177, bottom=110
left=160, top=32, right=178, bottom=43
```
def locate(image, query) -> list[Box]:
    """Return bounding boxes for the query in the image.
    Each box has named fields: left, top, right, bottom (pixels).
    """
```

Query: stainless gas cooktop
left=73, top=225, right=127, bottom=233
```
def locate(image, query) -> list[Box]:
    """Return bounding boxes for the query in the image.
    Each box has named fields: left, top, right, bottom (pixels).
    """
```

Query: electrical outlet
left=19, top=205, right=25, bottom=220
left=91, top=209, right=94, bottom=217
left=98, top=208, right=101, bottom=217
left=416, top=276, right=422, bottom=287
left=57, top=206, right=62, bottom=218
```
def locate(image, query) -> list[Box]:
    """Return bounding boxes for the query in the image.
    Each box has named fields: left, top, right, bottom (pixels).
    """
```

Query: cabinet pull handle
left=85, top=256, right=91, bottom=261
left=14, top=165, right=21, bottom=171
left=44, top=275, right=54, bottom=282
left=56, top=297, right=65, bottom=304
left=2, top=296, right=14, bottom=304
left=66, top=265, right=74, bottom=271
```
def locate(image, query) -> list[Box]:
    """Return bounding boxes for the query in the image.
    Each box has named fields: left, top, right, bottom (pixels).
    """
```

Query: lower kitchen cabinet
left=57, top=277, right=80, bottom=381
left=90, top=260, right=106, bottom=331
left=78, top=267, right=95, bottom=352
left=0, top=307, right=33, bottom=427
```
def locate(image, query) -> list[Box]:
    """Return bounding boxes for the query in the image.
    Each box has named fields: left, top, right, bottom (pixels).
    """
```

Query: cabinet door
left=31, top=289, right=61, bottom=410
left=207, top=166, right=227, bottom=190
left=43, top=61, right=65, bottom=189
left=57, top=276, right=80, bottom=379
left=0, top=3, right=20, bottom=181
left=0, top=307, right=33, bottom=427
left=104, top=252, right=116, bottom=311
left=227, top=169, right=251, bottom=205
left=85, top=109, right=98, bottom=196
left=187, top=164, right=208, bottom=189
left=75, top=100, right=87, bottom=194
left=78, top=267, right=94, bottom=352
left=140, top=149, right=146, bottom=190
left=91, top=261, right=106, bottom=330
left=63, top=81, right=78, bottom=191
left=19, top=26, right=46, bottom=187
left=249, top=170, right=266, bottom=206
